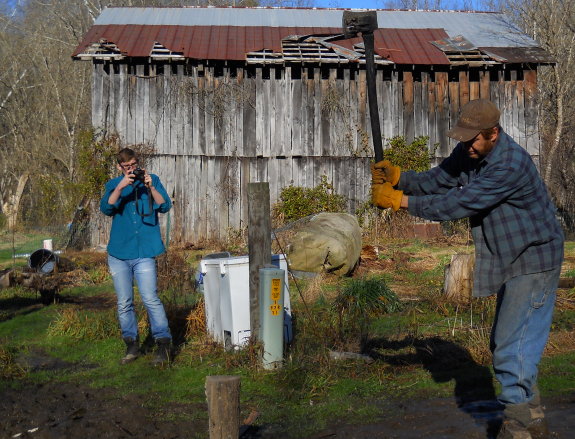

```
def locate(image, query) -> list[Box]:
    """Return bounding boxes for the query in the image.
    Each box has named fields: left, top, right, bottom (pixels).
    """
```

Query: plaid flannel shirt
left=399, top=131, right=564, bottom=297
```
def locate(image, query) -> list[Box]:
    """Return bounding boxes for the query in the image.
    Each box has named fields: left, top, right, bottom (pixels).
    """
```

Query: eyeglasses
left=120, top=161, right=138, bottom=170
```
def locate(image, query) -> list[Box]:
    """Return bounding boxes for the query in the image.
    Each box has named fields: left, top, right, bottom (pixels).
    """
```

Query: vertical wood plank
left=426, top=71, right=437, bottom=156
left=205, top=68, right=216, bottom=157
left=448, top=75, right=460, bottom=159
left=403, top=70, right=414, bottom=142
left=435, top=71, right=449, bottom=158
left=291, top=66, right=303, bottom=157
left=413, top=70, right=424, bottom=140
left=459, top=70, right=469, bottom=107
left=243, top=70, right=256, bottom=158
left=248, top=182, right=271, bottom=339
left=480, top=70, right=490, bottom=99
left=313, top=67, right=322, bottom=157
left=523, top=69, right=539, bottom=157
left=92, top=63, right=104, bottom=131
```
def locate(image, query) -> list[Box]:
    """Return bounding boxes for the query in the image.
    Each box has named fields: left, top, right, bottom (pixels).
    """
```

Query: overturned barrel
left=28, top=249, right=59, bottom=274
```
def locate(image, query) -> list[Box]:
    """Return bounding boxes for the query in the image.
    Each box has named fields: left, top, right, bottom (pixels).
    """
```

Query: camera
left=132, top=167, right=146, bottom=182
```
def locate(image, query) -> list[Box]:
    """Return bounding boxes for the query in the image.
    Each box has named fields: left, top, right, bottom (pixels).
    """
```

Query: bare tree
left=492, top=0, right=575, bottom=228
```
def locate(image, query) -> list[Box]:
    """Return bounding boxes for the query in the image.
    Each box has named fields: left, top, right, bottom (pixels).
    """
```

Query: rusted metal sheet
left=375, top=28, right=450, bottom=65
left=73, top=25, right=451, bottom=65
left=92, top=7, right=542, bottom=50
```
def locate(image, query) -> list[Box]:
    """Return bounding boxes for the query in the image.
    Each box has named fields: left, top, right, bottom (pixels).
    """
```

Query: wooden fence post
left=247, top=182, right=271, bottom=341
left=206, top=375, right=241, bottom=439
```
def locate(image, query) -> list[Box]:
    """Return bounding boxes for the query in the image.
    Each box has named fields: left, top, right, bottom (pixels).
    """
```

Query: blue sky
left=311, top=1, right=486, bottom=10
left=312, top=0, right=385, bottom=7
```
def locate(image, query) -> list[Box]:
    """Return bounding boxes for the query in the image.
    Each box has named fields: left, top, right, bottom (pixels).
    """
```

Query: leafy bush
left=274, top=175, right=346, bottom=223
left=381, top=135, right=438, bottom=171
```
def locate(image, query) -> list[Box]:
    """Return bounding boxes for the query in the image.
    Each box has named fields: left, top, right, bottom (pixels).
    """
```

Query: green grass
left=539, top=351, right=575, bottom=395
left=1, top=233, right=575, bottom=438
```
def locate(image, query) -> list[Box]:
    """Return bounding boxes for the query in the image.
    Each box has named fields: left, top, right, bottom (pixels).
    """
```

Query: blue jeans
left=490, top=267, right=560, bottom=406
left=108, top=255, right=171, bottom=341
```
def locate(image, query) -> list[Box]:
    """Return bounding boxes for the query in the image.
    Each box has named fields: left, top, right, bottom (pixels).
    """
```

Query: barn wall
left=90, top=61, right=540, bottom=244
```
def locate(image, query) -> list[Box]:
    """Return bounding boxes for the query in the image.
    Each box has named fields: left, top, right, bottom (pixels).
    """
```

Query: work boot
left=151, top=337, right=171, bottom=367
left=120, top=337, right=140, bottom=365
left=497, top=418, right=532, bottom=439
left=527, top=403, right=549, bottom=439
left=498, top=403, right=533, bottom=439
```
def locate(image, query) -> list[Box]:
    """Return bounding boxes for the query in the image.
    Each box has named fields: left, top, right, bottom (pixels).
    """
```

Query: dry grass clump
left=156, top=250, right=194, bottom=295
left=293, top=272, right=343, bottom=305
left=184, top=297, right=206, bottom=339
left=545, top=330, right=575, bottom=355
left=47, top=307, right=119, bottom=340
left=0, top=345, right=26, bottom=379
left=556, top=289, right=575, bottom=310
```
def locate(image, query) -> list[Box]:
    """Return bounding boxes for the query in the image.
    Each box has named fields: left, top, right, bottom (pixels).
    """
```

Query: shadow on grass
left=366, top=336, right=503, bottom=438
left=0, top=295, right=46, bottom=322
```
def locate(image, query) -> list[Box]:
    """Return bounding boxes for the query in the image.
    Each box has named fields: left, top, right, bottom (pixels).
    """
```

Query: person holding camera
left=100, top=147, right=173, bottom=366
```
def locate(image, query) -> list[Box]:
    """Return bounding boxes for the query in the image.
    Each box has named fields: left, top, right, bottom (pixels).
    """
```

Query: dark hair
left=117, top=148, right=137, bottom=164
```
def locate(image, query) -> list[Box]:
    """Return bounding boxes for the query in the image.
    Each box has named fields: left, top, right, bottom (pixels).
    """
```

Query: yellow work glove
left=371, top=160, right=401, bottom=186
left=372, top=182, right=403, bottom=211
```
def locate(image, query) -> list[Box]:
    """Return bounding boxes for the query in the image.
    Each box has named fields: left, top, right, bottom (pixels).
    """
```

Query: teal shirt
left=100, top=174, right=172, bottom=260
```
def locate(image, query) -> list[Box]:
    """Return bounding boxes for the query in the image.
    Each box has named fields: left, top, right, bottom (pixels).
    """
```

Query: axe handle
left=363, top=32, right=384, bottom=163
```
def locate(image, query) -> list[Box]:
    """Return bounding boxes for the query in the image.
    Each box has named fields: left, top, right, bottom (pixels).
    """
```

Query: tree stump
left=206, top=375, right=241, bottom=439
left=443, top=253, right=475, bottom=303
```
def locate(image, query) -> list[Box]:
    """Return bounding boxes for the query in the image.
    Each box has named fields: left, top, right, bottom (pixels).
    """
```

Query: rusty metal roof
left=73, top=25, right=452, bottom=65
left=73, top=7, right=551, bottom=65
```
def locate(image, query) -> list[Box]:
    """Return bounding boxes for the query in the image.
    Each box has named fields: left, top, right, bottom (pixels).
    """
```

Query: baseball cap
left=447, top=99, right=501, bottom=142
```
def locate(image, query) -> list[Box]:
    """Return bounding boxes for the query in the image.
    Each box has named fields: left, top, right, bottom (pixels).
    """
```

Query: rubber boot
left=151, top=337, right=171, bottom=367
left=120, top=337, right=140, bottom=365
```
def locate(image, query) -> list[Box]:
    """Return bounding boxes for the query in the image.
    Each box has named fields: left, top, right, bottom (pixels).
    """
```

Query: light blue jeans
left=490, top=267, right=560, bottom=406
left=108, top=255, right=171, bottom=341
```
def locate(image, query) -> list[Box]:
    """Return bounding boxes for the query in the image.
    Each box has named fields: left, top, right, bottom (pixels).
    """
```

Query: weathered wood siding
left=90, top=61, right=540, bottom=244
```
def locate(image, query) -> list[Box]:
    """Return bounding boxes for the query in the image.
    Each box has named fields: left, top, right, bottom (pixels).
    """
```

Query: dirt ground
left=2, top=250, right=574, bottom=438
left=1, top=372, right=574, bottom=439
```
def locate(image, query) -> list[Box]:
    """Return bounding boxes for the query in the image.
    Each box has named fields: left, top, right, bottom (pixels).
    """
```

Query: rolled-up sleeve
left=100, top=178, right=122, bottom=216
left=151, top=175, right=172, bottom=213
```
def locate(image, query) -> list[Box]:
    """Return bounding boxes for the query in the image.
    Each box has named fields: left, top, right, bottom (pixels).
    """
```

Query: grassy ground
left=1, top=231, right=574, bottom=437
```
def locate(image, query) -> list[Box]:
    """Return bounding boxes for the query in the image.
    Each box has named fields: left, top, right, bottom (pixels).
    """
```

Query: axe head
left=342, top=10, right=378, bottom=39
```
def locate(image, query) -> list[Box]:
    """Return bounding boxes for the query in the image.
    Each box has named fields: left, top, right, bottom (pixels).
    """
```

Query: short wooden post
left=247, top=183, right=272, bottom=341
left=206, top=375, right=241, bottom=439
left=443, top=253, right=475, bottom=303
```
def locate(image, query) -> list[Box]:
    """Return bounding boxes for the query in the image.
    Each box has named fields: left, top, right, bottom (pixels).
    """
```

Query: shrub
left=381, top=135, right=438, bottom=172
left=273, top=175, right=346, bottom=223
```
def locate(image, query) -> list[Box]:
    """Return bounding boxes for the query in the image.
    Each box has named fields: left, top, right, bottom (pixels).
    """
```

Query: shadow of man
left=366, top=335, right=503, bottom=438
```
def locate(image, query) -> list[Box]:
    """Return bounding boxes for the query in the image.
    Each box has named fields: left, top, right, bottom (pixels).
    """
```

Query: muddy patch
left=0, top=381, right=206, bottom=439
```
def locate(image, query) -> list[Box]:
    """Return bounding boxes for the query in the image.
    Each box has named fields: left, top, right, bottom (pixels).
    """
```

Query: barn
left=72, top=6, right=553, bottom=244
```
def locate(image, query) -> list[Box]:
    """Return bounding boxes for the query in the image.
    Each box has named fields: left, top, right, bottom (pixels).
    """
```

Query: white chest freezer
left=198, top=254, right=292, bottom=349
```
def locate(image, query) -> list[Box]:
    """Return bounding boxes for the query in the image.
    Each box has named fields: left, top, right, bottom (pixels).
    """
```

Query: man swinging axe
left=371, top=98, right=564, bottom=438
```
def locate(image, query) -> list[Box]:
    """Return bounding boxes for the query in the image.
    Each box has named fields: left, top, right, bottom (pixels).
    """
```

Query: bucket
left=28, top=249, right=59, bottom=274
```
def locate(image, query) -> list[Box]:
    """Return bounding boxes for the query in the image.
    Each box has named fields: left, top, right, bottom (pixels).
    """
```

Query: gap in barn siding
left=291, top=65, right=301, bottom=79
left=469, top=69, right=480, bottom=82
left=307, top=67, right=314, bottom=79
